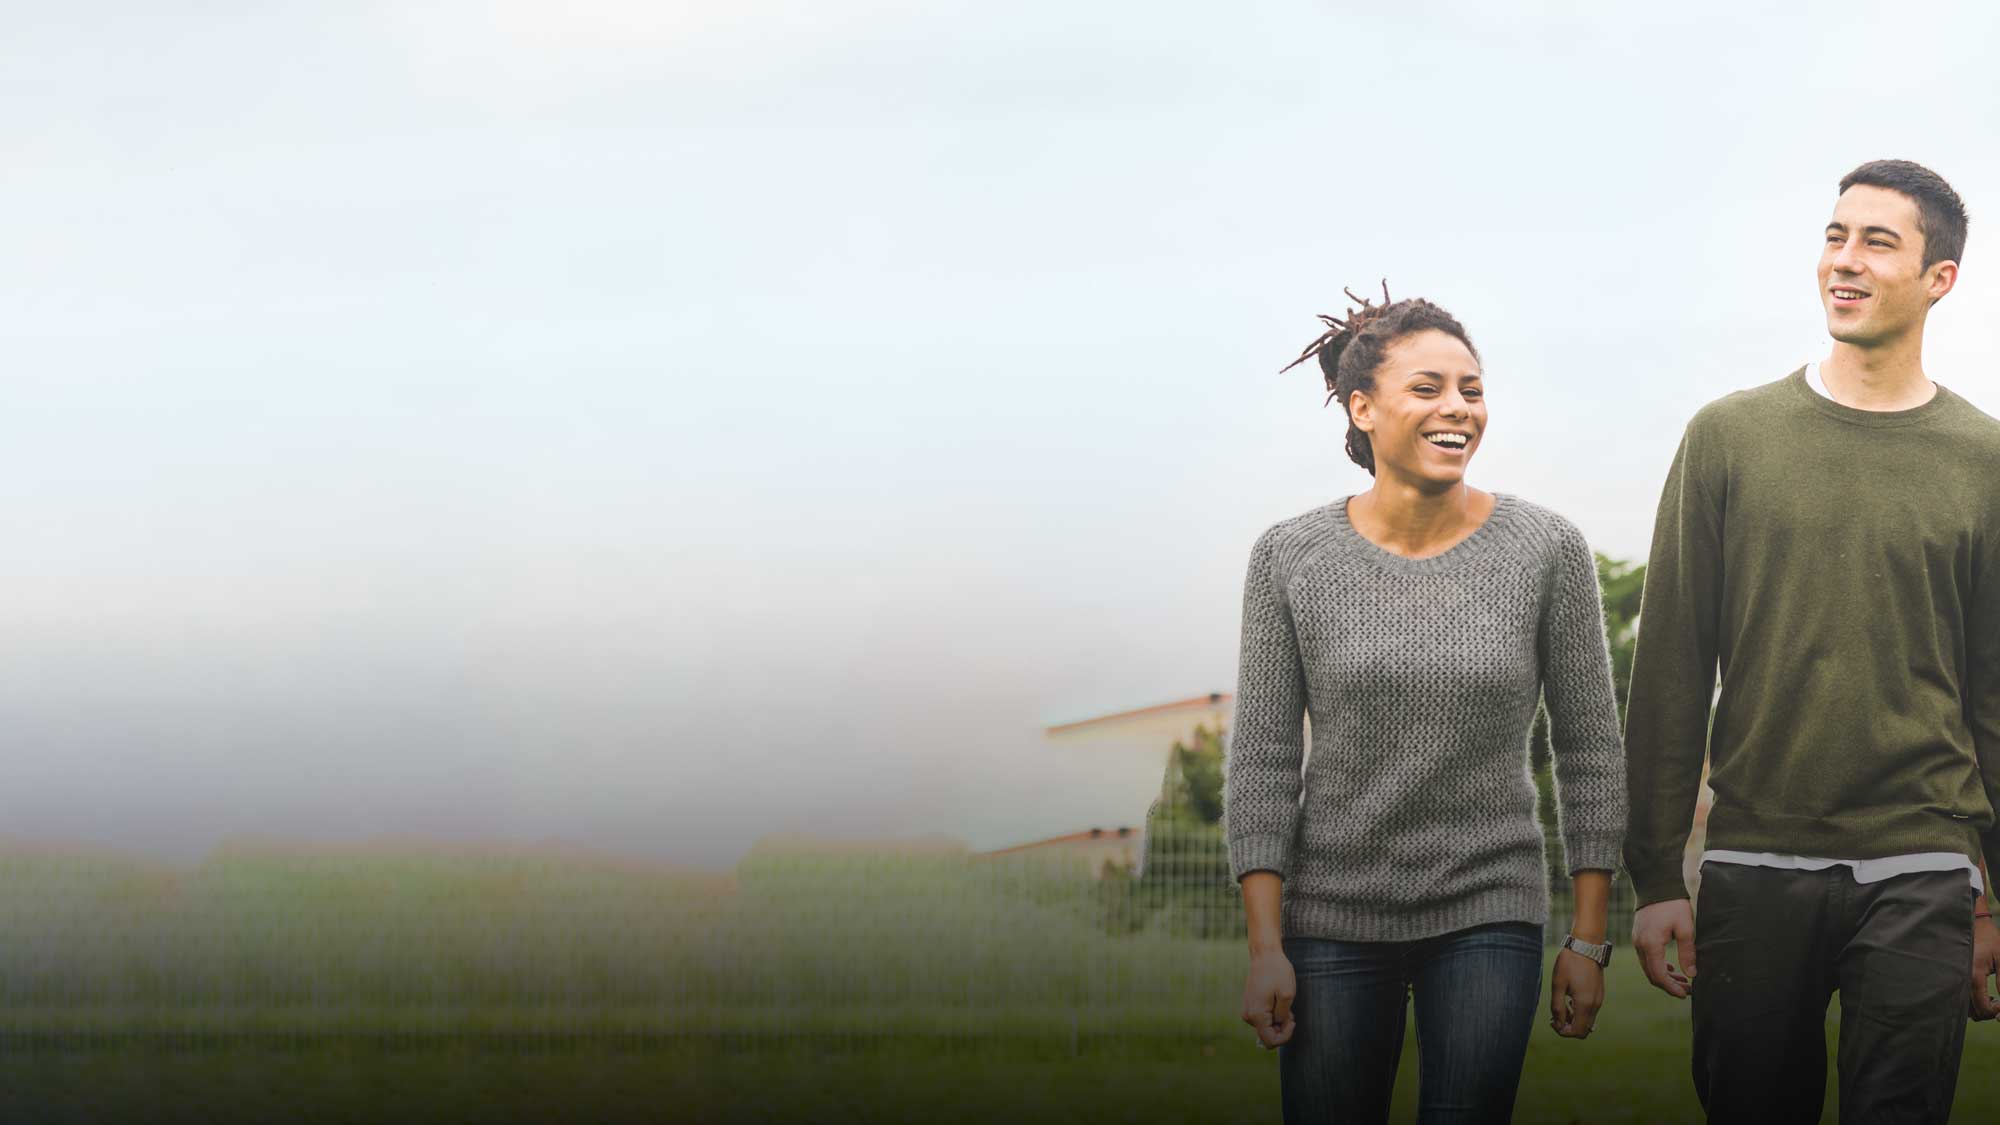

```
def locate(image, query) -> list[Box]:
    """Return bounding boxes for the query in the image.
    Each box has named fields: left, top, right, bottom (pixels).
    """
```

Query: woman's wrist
left=1241, top=871, right=1285, bottom=957
left=1568, top=919, right=1609, bottom=944
left=1568, top=868, right=1611, bottom=943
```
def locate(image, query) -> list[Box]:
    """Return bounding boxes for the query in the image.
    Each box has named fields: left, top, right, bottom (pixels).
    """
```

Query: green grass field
left=3, top=841, right=1998, bottom=1122
left=673, top=951, right=2000, bottom=1125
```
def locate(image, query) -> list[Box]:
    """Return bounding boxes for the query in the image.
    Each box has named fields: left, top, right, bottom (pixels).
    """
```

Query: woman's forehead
left=1382, top=330, right=1479, bottom=377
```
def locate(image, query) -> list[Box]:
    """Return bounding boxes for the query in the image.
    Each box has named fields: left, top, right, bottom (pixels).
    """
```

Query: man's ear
left=1928, top=259, right=1959, bottom=304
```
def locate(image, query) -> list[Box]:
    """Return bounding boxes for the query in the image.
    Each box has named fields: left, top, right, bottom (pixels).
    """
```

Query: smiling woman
left=1227, top=286, right=1628, bottom=1124
left=1277, top=284, right=1483, bottom=478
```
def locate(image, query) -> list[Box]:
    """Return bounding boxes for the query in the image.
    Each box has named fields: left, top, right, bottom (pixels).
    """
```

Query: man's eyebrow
left=1826, top=221, right=1904, bottom=240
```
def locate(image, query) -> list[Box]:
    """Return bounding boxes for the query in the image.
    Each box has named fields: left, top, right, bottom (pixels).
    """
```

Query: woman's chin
left=1390, top=462, right=1470, bottom=490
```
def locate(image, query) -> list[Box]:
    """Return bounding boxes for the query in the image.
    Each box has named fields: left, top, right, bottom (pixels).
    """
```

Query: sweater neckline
left=1329, top=492, right=1518, bottom=574
left=1785, top=365, right=1957, bottom=428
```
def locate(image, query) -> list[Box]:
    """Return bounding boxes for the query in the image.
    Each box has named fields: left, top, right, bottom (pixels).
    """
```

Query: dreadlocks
left=1279, top=280, right=1395, bottom=400
left=1279, top=282, right=1480, bottom=476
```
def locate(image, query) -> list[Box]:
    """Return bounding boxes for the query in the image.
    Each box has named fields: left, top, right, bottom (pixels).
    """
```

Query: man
left=1624, top=159, right=2000, bottom=1123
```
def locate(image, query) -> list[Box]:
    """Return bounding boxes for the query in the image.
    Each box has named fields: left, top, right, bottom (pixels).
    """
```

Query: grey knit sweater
left=1224, top=494, right=1626, bottom=942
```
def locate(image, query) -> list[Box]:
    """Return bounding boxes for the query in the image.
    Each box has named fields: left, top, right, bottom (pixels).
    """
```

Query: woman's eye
left=1463, top=389, right=1483, bottom=398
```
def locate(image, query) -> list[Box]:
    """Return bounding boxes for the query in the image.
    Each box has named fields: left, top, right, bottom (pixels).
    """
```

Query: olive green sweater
left=1623, top=368, right=2000, bottom=907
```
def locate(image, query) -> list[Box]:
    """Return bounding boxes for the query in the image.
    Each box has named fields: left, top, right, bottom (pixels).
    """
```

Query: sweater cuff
left=1562, top=831, right=1625, bottom=877
left=1631, top=865, right=1693, bottom=908
left=1228, top=833, right=1290, bottom=883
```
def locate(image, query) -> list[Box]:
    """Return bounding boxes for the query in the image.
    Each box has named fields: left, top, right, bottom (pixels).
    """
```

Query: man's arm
left=1622, top=418, right=1726, bottom=907
left=1970, top=528, right=2000, bottom=894
left=1624, top=418, right=1725, bottom=999
left=1968, top=526, right=2000, bottom=1020
left=1973, top=861, right=1998, bottom=1020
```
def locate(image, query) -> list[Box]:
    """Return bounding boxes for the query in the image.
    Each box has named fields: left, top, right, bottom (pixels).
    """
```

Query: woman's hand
left=1238, top=871, right=1294, bottom=1048
left=1241, top=950, right=1297, bottom=1049
left=1549, top=948, right=1605, bottom=1038
left=1553, top=868, right=1612, bottom=1038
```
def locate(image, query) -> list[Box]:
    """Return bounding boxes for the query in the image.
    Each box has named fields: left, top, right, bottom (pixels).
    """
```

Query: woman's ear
left=1346, top=389, right=1375, bottom=434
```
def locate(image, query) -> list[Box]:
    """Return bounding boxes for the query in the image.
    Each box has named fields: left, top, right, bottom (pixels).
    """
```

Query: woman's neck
left=1348, top=477, right=1492, bottom=559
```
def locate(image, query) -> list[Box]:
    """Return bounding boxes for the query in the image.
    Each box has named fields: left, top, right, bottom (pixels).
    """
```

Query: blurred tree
left=1597, top=553, right=1646, bottom=704
left=1530, top=554, right=1645, bottom=772
left=1166, top=723, right=1225, bottom=825
left=1125, top=723, right=1240, bottom=938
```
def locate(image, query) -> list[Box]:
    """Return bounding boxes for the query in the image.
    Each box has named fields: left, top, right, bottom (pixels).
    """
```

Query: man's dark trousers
left=1692, top=861, right=1973, bottom=1123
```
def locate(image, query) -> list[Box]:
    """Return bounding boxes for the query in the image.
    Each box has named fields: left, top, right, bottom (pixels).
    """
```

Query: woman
left=1226, top=286, right=1626, bottom=1124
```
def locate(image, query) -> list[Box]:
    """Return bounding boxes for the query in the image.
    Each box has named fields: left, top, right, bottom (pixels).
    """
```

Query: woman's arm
left=1538, top=519, right=1628, bottom=1039
left=1537, top=521, right=1629, bottom=880
left=1239, top=871, right=1295, bottom=1048
left=1225, top=525, right=1306, bottom=1048
left=1224, top=527, right=1308, bottom=884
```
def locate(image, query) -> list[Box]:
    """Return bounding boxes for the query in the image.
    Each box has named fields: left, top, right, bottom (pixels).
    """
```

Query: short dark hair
left=1839, top=159, right=1968, bottom=270
left=1279, top=288, right=1479, bottom=476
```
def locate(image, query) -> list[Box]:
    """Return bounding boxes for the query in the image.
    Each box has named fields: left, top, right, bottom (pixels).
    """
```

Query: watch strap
left=1561, top=933, right=1613, bottom=967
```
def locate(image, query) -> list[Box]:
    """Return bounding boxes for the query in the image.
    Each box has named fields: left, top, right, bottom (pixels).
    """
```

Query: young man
left=1624, top=159, right=2000, bottom=1123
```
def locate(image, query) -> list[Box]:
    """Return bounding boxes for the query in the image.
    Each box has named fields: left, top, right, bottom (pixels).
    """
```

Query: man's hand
left=1549, top=950, right=1605, bottom=1038
left=1241, top=950, right=1296, bottom=1049
left=1972, top=916, right=2000, bottom=1021
left=1631, top=899, right=1697, bottom=999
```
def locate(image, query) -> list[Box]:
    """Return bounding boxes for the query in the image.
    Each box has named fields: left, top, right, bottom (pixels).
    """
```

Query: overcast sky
left=7, top=1, right=2000, bottom=869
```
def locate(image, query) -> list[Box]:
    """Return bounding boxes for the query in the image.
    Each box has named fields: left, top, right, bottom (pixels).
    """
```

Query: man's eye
left=1826, top=235, right=1844, bottom=245
left=1869, top=240, right=1893, bottom=249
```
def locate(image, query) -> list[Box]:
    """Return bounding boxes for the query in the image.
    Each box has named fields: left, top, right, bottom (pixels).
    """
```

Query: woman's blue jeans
left=1279, top=921, right=1544, bottom=1124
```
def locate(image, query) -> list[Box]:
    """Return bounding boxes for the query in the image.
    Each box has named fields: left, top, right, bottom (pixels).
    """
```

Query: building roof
left=982, top=826, right=1139, bottom=856
left=1045, top=692, right=1232, bottom=737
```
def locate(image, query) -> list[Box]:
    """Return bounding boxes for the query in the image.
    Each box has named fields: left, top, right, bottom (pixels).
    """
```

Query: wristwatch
left=1561, top=933, right=1613, bottom=967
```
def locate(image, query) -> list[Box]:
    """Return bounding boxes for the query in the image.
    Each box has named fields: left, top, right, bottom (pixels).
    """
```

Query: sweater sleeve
left=1224, top=526, right=1307, bottom=882
left=1970, top=521, right=2000, bottom=874
left=1538, top=520, right=1628, bottom=876
left=1622, top=417, right=1726, bottom=907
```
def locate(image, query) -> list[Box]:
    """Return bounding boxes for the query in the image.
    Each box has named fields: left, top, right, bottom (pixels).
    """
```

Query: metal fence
left=0, top=826, right=1638, bottom=1054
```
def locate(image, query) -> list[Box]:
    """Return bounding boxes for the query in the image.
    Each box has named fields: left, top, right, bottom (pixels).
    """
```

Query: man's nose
left=1831, top=240, right=1864, bottom=274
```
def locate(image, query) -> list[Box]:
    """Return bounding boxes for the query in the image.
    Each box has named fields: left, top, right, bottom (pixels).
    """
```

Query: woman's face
left=1347, top=329, right=1485, bottom=489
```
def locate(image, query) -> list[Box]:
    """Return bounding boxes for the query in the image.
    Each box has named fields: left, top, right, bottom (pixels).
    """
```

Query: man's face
left=1818, top=184, right=1952, bottom=349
